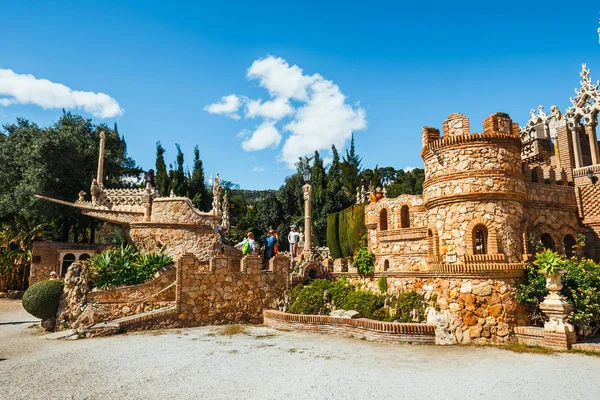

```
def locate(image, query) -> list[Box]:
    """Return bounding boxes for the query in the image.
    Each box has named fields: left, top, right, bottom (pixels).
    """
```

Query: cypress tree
left=155, top=142, right=169, bottom=196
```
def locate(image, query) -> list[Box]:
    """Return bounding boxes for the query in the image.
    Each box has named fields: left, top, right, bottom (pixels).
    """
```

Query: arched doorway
left=541, top=233, right=555, bottom=251
left=61, top=253, right=76, bottom=277
left=564, top=235, right=576, bottom=258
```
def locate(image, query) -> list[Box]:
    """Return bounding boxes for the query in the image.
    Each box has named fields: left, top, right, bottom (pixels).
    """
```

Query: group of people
left=233, top=224, right=303, bottom=267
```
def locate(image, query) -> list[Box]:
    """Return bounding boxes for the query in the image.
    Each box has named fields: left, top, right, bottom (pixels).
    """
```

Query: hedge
left=327, top=213, right=343, bottom=259
left=327, top=204, right=366, bottom=259
left=22, top=279, right=64, bottom=320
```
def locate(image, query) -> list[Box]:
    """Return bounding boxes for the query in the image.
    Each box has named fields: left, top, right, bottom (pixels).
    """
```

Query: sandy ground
left=1, top=299, right=600, bottom=400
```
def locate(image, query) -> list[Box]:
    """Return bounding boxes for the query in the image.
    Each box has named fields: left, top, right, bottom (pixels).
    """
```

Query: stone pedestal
left=539, top=273, right=576, bottom=350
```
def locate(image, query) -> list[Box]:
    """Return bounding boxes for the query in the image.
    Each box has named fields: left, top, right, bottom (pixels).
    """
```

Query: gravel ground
left=1, top=299, right=600, bottom=400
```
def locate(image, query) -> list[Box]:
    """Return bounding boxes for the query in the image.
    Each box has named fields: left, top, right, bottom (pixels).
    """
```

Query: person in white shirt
left=288, top=225, right=300, bottom=259
left=235, top=232, right=257, bottom=255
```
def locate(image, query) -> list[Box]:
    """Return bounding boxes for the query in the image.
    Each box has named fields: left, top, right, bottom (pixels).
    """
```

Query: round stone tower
left=421, top=112, right=526, bottom=264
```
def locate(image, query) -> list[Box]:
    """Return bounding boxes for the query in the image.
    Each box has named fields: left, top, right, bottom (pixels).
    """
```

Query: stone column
left=303, top=183, right=312, bottom=252
left=585, top=122, right=600, bottom=165
left=97, top=131, right=106, bottom=187
left=571, top=126, right=584, bottom=168
left=540, top=272, right=576, bottom=350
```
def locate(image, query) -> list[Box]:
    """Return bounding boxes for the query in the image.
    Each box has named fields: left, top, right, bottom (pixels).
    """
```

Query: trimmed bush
left=329, top=277, right=355, bottom=308
left=327, top=213, right=343, bottom=259
left=22, top=279, right=64, bottom=320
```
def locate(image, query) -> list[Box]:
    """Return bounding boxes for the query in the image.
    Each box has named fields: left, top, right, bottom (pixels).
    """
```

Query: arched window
left=79, top=253, right=91, bottom=261
left=473, top=225, right=488, bottom=255
left=379, top=209, right=388, bottom=231
left=61, top=253, right=76, bottom=277
left=400, top=205, right=410, bottom=228
left=427, top=229, right=434, bottom=256
left=383, top=259, right=390, bottom=271
left=564, top=235, right=576, bottom=258
left=541, top=233, right=555, bottom=251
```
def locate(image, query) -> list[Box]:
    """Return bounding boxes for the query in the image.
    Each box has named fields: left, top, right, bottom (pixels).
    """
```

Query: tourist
left=288, top=225, right=300, bottom=259
left=264, top=230, right=278, bottom=261
left=269, top=226, right=279, bottom=255
left=49, top=271, right=58, bottom=280
left=235, top=232, right=257, bottom=255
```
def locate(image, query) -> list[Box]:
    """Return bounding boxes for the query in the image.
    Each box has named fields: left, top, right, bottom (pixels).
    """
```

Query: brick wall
left=263, top=310, right=435, bottom=343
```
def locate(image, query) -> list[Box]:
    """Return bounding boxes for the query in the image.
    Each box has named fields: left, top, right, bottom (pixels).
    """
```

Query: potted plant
left=533, top=249, right=565, bottom=291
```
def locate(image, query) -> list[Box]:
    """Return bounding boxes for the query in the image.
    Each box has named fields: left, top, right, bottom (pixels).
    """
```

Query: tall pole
left=97, top=131, right=106, bottom=187
left=303, top=183, right=312, bottom=252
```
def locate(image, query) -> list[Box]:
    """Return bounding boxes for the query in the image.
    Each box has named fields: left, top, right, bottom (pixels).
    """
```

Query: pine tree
left=341, top=133, right=362, bottom=199
left=188, top=145, right=209, bottom=210
left=155, top=142, right=169, bottom=196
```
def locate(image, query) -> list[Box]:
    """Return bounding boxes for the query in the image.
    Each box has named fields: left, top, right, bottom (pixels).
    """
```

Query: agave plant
left=533, top=249, right=564, bottom=276
left=86, top=245, right=173, bottom=289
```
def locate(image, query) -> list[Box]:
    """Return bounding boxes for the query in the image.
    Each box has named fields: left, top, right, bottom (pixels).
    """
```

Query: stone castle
left=364, top=64, right=600, bottom=274
left=30, top=64, right=600, bottom=346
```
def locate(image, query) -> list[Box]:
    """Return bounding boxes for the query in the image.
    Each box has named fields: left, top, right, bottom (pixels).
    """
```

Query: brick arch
left=464, top=217, right=499, bottom=255
left=531, top=223, right=560, bottom=252
left=521, top=221, right=531, bottom=255
left=427, top=227, right=439, bottom=257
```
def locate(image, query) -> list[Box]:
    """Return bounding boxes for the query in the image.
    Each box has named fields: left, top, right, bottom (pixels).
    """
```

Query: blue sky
left=1, top=1, right=599, bottom=189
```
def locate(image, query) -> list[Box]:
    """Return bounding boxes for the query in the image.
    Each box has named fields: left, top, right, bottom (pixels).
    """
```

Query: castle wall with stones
left=338, top=272, right=529, bottom=344
left=176, top=253, right=289, bottom=325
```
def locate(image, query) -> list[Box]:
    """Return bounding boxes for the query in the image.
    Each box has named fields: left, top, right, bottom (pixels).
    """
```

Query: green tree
left=188, top=145, right=210, bottom=211
left=340, top=133, right=362, bottom=199
left=155, top=142, right=169, bottom=196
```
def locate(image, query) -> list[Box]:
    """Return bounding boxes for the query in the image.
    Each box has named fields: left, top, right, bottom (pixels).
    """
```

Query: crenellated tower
left=421, top=112, right=526, bottom=266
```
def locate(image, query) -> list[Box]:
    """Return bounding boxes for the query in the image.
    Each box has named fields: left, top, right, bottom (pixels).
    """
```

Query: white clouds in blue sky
left=205, top=56, right=367, bottom=168
left=0, top=68, right=123, bottom=118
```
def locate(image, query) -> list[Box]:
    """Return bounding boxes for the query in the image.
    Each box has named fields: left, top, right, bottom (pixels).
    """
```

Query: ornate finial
left=99, top=130, right=106, bottom=140
left=581, top=63, right=592, bottom=89
left=169, top=190, right=176, bottom=198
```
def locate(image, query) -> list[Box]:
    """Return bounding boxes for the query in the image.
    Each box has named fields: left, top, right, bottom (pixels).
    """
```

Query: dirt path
left=1, top=299, right=599, bottom=399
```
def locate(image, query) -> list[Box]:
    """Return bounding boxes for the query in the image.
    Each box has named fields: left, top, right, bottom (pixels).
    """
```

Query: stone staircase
left=85, top=304, right=178, bottom=336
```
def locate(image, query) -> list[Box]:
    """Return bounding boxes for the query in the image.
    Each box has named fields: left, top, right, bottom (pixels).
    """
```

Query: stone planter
left=543, top=270, right=565, bottom=292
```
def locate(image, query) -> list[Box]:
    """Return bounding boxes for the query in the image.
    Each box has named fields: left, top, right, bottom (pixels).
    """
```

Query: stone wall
left=85, top=265, right=176, bottom=320
left=150, top=198, right=220, bottom=226
left=336, top=271, right=529, bottom=344
left=176, top=253, right=289, bottom=325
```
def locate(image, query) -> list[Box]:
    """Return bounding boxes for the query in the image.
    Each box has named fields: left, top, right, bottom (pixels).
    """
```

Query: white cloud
left=206, top=55, right=367, bottom=167
left=282, top=78, right=366, bottom=168
left=245, top=97, right=294, bottom=120
left=247, top=56, right=318, bottom=101
left=252, top=166, right=266, bottom=172
left=403, top=166, right=416, bottom=172
left=241, top=120, right=282, bottom=151
left=0, top=68, right=123, bottom=118
left=203, top=94, right=242, bottom=119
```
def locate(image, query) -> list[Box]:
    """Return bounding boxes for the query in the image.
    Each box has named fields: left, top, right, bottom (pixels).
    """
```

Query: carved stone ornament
left=566, top=64, right=600, bottom=129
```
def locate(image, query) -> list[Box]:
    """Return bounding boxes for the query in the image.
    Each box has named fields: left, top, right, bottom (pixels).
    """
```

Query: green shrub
left=289, top=283, right=304, bottom=305
left=395, top=291, right=425, bottom=322
left=516, top=251, right=600, bottom=337
left=86, top=245, right=173, bottom=289
left=343, top=290, right=388, bottom=320
left=378, top=277, right=388, bottom=294
left=353, top=235, right=375, bottom=275
left=288, top=279, right=332, bottom=315
left=22, top=279, right=64, bottom=320
left=328, top=277, right=355, bottom=308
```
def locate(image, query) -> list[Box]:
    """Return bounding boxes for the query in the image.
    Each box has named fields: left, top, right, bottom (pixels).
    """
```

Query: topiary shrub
left=22, top=279, right=64, bottom=320
left=395, top=291, right=425, bottom=322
